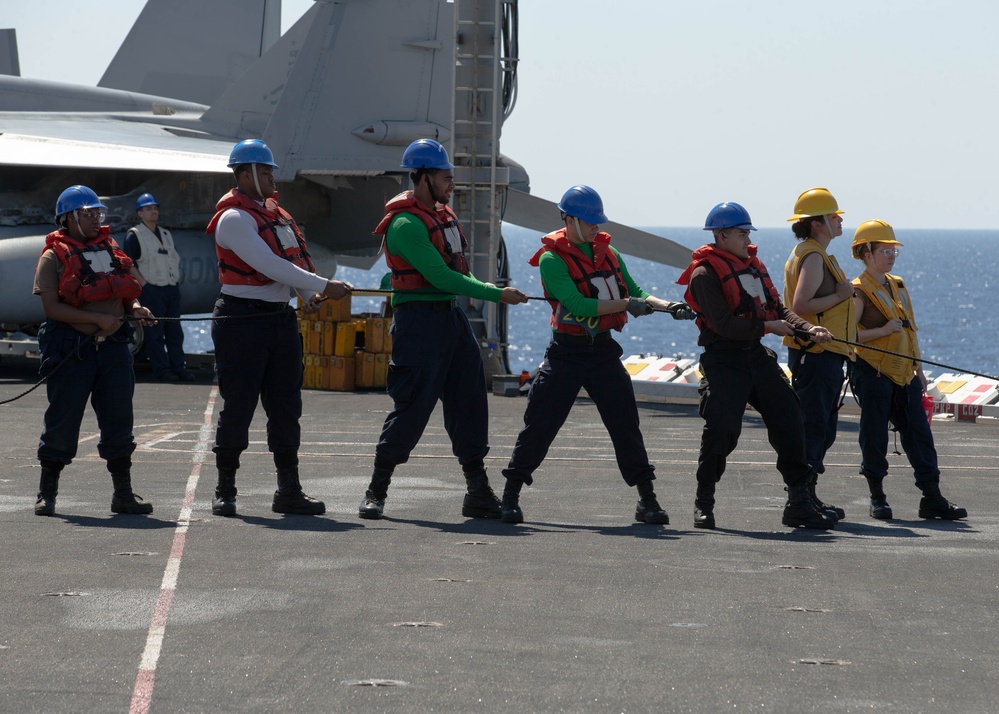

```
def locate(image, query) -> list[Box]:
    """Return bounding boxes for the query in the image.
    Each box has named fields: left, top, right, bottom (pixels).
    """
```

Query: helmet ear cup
left=556, top=185, right=608, bottom=225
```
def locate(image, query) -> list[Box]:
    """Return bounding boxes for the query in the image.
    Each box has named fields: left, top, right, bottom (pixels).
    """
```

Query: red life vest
left=676, top=243, right=782, bottom=332
left=528, top=228, right=629, bottom=335
left=42, top=227, right=141, bottom=308
left=206, top=189, right=314, bottom=286
left=374, top=191, right=470, bottom=291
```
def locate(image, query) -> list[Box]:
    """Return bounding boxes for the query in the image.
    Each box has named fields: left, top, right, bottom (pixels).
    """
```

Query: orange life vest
left=374, top=191, right=470, bottom=290
left=677, top=243, right=781, bottom=332
left=528, top=228, right=629, bottom=335
left=206, top=189, right=314, bottom=286
left=42, top=227, right=141, bottom=308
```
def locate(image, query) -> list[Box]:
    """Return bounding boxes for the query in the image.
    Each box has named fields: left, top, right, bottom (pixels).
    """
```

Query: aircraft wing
left=0, top=118, right=233, bottom=173
left=504, top=188, right=694, bottom=270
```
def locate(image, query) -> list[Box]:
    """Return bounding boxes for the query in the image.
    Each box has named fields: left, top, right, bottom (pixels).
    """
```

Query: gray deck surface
left=1, top=359, right=996, bottom=713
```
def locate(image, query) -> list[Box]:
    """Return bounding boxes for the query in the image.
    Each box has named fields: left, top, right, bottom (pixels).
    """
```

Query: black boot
left=108, top=457, right=154, bottom=514
left=273, top=465, right=325, bottom=515
left=35, top=460, right=63, bottom=516
left=807, top=470, right=845, bottom=521
left=865, top=475, right=893, bottom=520
left=500, top=478, right=524, bottom=524
left=359, top=459, right=394, bottom=520
left=782, top=484, right=836, bottom=529
left=634, top=479, right=669, bottom=524
left=461, top=461, right=501, bottom=519
left=693, top=479, right=716, bottom=530
left=917, top=480, right=967, bottom=520
left=212, top=467, right=238, bottom=517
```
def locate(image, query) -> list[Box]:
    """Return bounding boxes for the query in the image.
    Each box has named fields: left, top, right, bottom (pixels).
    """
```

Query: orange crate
left=316, top=356, right=330, bottom=390
left=355, top=351, right=375, bottom=388
left=329, top=356, right=356, bottom=391
left=334, top=322, right=357, bottom=357
left=303, top=354, right=317, bottom=389
left=374, top=353, right=388, bottom=388
left=321, top=295, right=352, bottom=322
left=322, top=322, right=334, bottom=356
left=365, top=317, right=386, bottom=353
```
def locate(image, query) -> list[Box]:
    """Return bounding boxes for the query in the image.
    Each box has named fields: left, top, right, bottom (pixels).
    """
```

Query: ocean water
left=184, top=226, right=999, bottom=379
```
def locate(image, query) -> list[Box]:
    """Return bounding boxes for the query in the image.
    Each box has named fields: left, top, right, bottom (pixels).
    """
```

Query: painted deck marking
left=128, top=386, right=218, bottom=714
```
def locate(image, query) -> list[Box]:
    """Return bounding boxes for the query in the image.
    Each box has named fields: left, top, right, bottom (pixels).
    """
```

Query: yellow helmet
left=851, top=219, right=903, bottom=258
left=786, top=187, right=844, bottom=222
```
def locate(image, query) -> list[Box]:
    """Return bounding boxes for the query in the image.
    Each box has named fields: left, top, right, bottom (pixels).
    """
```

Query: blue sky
left=5, top=0, right=997, bottom=229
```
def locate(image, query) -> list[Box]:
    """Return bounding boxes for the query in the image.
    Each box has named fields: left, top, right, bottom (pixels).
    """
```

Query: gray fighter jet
left=0, top=0, right=690, bottom=362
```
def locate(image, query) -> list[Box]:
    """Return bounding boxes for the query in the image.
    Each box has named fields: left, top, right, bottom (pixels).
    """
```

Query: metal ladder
left=451, top=0, right=514, bottom=370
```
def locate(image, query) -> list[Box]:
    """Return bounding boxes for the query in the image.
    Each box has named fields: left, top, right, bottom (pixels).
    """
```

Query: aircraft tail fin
left=98, top=0, right=281, bottom=106
left=0, top=29, right=20, bottom=77
left=201, top=0, right=455, bottom=177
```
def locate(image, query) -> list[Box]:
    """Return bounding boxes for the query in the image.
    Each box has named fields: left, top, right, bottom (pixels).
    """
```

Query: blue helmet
left=557, top=185, right=608, bottom=225
left=227, top=139, right=279, bottom=168
left=135, top=193, right=158, bottom=211
left=55, top=185, right=106, bottom=218
left=703, top=202, right=757, bottom=231
left=400, top=139, right=454, bottom=170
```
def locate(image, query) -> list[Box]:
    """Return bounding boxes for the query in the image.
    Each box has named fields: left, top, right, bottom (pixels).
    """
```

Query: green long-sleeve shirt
left=385, top=213, right=502, bottom=305
left=538, top=242, right=648, bottom=321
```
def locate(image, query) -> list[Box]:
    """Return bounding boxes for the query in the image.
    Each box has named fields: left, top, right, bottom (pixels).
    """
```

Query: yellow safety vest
left=782, top=239, right=856, bottom=358
left=852, top=271, right=920, bottom=387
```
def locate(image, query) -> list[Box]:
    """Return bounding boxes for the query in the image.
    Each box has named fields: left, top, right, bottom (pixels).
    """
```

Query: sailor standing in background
left=357, top=139, right=529, bottom=520
left=498, top=185, right=694, bottom=525
left=33, top=185, right=156, bottom=517
left=849, top=220, right=967, bottom=521
left=206, top=139, right=352, bottom=517
left=122, top=192, right=194, bottom=382
left=782, top=187, right=855, bottom=521
left=677, top=202, right=836, bottom=530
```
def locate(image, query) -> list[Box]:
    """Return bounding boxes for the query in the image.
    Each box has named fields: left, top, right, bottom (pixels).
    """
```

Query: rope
left=0, top=335, right=94, bottom=406
left=793, top=329, right=999, bottom=382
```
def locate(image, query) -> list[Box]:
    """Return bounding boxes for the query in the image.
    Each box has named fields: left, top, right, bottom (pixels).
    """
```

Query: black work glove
left=627, top=297, right=654, bottom=318
left=665, top=302, right=696, bottom=320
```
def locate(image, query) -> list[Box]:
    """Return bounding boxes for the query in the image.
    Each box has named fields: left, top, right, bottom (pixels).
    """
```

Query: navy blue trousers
left=375, top=305, right=489, bottom=467
left=503, top=333, right=655, bottom=487
left=211, top=297, right=303, bottom=459
left=696, top=343, right=811, bottom=491
left=788, top=347, right=847, bottom=475
left=851, top=358, right=939, bottom=485
left=37, top=320, right=136, bottom=465
left=140, top=283, right=186, bottom=377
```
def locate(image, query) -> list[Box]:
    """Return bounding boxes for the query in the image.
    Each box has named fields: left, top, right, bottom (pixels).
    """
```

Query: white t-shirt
left=215, top=207, right=327, bottom=303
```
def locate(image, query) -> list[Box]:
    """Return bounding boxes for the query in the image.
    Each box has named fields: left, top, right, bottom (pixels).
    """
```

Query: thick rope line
left=0, top=337, right=92, bottom=406
left=792, top=329, right=999, bottom=382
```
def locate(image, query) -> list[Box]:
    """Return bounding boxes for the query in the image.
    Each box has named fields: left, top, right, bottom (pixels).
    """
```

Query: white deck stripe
left=128, top=386, right=218, bottom=714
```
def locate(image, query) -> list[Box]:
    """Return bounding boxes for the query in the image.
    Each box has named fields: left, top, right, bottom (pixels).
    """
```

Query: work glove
left=627, top=297, right=654, bottom=318
left=664, top=302, right=696, bottom=320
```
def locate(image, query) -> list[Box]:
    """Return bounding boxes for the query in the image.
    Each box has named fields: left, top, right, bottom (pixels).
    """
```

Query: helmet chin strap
left=251, top=163, right=263, bottom=200
left=823, top=215, right=834, bottom=240
left=573, top=217, right=584, bottom=243
left=425, top=173, right=442, bottom=206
